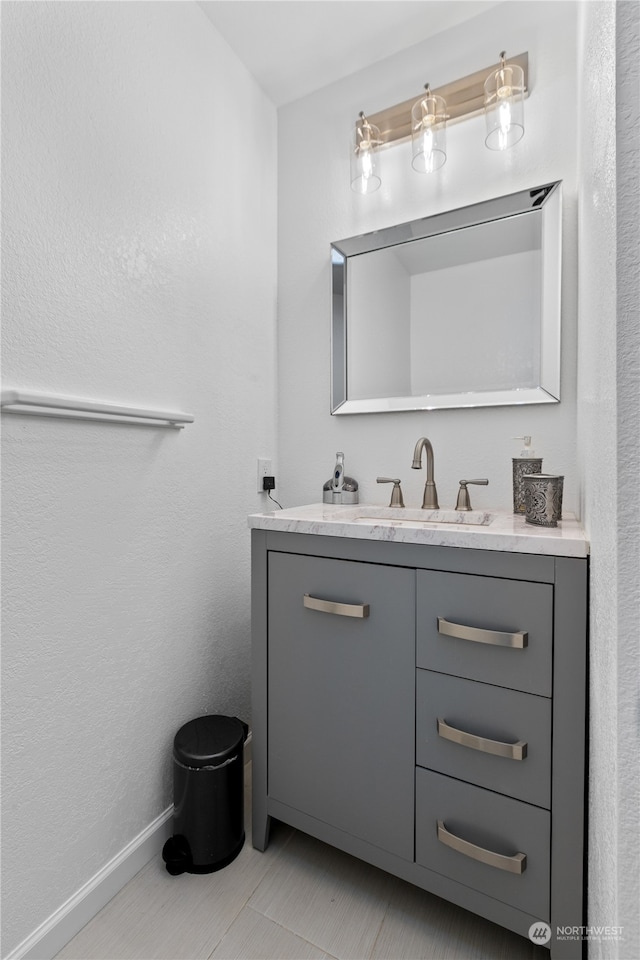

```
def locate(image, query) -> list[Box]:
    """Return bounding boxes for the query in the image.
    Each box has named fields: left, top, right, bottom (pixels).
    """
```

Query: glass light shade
left=484, top=60, right=525, bottom=150
left=350, top=118, right=381, bottom=194
left=411, top=92, right=447, bottom=173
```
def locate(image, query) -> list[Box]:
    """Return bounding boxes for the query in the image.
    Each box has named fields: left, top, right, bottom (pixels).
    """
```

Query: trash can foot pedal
left=162, top=835, right=192, bottom=876
left=162, top=832, right=245, bottom=875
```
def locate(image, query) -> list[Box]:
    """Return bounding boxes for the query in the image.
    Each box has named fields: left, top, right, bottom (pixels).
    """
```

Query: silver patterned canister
left=512, top=458, right=543, bottom=513
left=523, top=474, right=564, bottom=527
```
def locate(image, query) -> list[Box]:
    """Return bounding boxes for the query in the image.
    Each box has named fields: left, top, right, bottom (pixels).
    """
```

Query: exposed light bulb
left=422, top=127, right=434, bottom=162
left=498, top=100, right=512, bottom=150
left=360, top=146, right=373, bottom=180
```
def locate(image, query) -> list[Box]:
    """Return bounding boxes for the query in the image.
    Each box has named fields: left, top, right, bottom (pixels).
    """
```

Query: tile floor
left=56, top=767, right=547, bottom=960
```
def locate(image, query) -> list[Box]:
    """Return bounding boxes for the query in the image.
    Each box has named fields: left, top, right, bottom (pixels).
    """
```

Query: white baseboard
left=5, top=807, right=173, bottom=960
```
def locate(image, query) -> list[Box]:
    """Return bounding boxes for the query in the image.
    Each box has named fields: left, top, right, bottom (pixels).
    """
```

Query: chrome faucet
left=411, top=437, right=439, bottom=509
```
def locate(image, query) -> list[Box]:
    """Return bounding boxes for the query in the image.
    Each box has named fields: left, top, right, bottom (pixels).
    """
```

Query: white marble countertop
left=248, top=502, right=589, bottom=558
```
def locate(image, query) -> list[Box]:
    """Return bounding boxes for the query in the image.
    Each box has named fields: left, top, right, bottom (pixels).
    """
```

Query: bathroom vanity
left=249, top=505, right=588, bottom=959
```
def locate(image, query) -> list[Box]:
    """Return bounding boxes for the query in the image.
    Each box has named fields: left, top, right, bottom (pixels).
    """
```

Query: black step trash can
left=162, top=715, right=248, bottom=876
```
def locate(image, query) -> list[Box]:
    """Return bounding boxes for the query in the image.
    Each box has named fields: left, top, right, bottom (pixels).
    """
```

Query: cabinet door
left=268, top=551, right=415, bottom=861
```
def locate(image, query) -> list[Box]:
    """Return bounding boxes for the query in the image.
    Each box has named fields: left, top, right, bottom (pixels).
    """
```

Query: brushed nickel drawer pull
left=437, top=718, right=528, bottom=760
left=437, top=617, right=528, bottom=648
left=303, top=594, right=370, bottom=618
left=437, top=820, right=527, bottom=874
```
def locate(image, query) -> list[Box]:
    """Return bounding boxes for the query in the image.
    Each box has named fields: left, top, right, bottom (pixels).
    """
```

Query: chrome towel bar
left=1, top=390, right=194, bottom=428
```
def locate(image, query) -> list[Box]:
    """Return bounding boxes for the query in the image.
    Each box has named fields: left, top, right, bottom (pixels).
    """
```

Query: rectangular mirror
left=331, top=182, right=562, bottom=414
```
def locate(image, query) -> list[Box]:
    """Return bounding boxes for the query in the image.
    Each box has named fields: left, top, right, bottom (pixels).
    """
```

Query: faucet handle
left=455, top=479, right=489, bottom=512
left=376, top=477, right=405, bottom=508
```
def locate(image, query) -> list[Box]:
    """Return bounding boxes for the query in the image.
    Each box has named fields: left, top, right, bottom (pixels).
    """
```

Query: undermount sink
left=352, top=508, right=493, bottom=527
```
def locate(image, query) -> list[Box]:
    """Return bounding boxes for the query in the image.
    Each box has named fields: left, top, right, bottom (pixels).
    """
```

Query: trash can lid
left=173, top=715, right=246, bottom=768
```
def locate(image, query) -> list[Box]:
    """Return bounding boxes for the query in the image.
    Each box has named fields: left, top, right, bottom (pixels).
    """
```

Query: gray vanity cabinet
left=251, top=530, right=588, bottom=960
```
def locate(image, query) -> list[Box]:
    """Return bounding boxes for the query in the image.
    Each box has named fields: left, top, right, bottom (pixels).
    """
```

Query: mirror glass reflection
left=331, top=182, right=562, bottom=414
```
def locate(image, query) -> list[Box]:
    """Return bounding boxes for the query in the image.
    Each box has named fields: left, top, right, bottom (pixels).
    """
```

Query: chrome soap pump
left=323, top=452, right=359, bottom=504
left=512, top=435, right=543, bottom=514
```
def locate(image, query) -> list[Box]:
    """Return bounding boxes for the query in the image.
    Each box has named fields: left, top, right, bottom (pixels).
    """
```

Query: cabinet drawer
left=416, top=768, right=550, bottom=921
left=416, top=570, right=553, bottom=696
left=416, top=670, right=551, bottom=808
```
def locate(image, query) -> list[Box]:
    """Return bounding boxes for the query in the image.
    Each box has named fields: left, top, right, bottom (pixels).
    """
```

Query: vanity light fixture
left=350, top=112, right=382, bottom=194
left=411, top=84, right=448, bottom=173
left=350, top=51, right=528, bottom=194
left=483, top=51, right=525, bottom=150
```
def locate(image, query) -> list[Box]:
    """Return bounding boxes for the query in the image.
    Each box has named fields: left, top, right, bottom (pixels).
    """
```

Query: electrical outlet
left=257, top=458, right=272, bottom=493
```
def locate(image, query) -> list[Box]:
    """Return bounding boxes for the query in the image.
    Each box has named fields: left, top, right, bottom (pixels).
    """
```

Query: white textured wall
left=1, top=2, right=277, bottom=956
left=577, top=1, right=640, bottom=956
left=614, top=2, right=640, bottom=951
left=277, top=0, right=579, bottom=515
left=576, top=0, right=619, bottom=946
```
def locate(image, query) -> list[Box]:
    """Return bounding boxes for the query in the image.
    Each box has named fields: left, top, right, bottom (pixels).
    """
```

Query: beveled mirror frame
left=330, top=181, right=562, bottom=415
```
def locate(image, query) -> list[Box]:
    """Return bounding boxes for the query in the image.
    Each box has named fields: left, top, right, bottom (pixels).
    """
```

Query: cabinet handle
left=436, top=820, right=527, bottom=874
left=303, top=594, right=369, bottom=618
left=437, top=617, right=528, bottom=649
left=436, top=718, right=527, bottom=760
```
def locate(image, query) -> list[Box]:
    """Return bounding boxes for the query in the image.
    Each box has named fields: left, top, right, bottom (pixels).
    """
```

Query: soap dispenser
left=323, top=452, right=359, bottom=504
left=512, top=436, right=543, bottom=514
